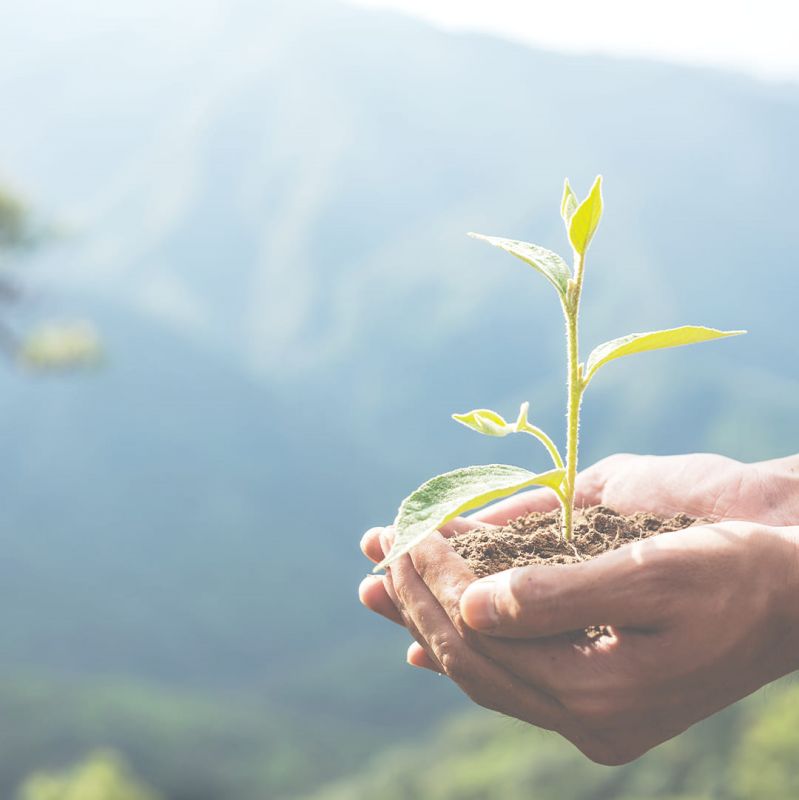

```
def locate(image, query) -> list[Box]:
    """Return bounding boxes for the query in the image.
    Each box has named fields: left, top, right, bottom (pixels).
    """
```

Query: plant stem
left=562, top=253, right=586, bottom=540
left=520, top=422, right=564, bottom=470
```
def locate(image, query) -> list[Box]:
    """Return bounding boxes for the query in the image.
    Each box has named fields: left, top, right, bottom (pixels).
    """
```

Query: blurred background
left=0, top=0, right=797, bottom=797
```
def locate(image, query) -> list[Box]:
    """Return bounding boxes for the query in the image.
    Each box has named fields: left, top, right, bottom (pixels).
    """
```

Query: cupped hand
left=381, top=520, right=799, bottom=764
left=358, top=452, right=799, bottom=763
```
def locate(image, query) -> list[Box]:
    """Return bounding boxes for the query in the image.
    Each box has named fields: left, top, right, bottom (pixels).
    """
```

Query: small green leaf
left=560, top=179, right=578, bottom=225
left=515, top=401, right=565, bottom=469
left=584, top=325, right=746, bottom=385
left=374, top=464, right=566, bottom=571
left=514, top=401, right=530, bottom=431
left=467, top=233, right=571, bottom=298
left=568, top=175, right=603, bottom=255
left=452, top=409, right=511, bottom=437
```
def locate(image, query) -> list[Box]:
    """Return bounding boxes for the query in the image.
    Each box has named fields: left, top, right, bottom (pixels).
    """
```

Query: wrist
left=751, top=458, right=799, bottom=526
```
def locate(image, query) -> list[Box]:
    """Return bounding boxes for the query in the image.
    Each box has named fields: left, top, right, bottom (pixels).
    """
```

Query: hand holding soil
left=359, top=452, right=799, bottom=765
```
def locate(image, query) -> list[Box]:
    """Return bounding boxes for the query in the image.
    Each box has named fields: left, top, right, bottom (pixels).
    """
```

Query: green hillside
left=302, top=680, right=799, bottom=800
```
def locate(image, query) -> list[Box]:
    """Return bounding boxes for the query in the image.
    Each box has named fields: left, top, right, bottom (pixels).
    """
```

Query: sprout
left=376, top=177, right=744, bottom=571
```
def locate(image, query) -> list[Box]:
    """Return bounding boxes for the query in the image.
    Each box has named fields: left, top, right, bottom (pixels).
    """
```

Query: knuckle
left=440, top=584, right=468, bottom=629
left=432, top=635, right=466, bottom=680
left=392, top=576, right=412, bottom=609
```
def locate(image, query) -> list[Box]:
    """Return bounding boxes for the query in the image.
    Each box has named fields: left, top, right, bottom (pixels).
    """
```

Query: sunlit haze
left=347, top=0, right=799, bottom=82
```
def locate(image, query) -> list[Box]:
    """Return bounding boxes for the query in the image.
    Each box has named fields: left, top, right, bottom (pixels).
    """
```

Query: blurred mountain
left=0, top=0, right=796, bottom=795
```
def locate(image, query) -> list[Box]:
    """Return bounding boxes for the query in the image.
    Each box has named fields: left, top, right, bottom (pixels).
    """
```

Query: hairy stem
left=562, top=253, right=586, bottom=539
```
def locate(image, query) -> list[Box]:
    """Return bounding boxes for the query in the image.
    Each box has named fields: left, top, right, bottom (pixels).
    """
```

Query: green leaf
left=568, top=175, right=603, bottom=255
left=374, top=465, right=566, bottom=571
left=560, top=178, right=578, bottom=225
left=467, top=233, right=571, bottom=298
left=584, top=325, right=746, bottom=385
left=514, top=401, right=530, bottom=431
left=452, top=409, right=511, bottom=437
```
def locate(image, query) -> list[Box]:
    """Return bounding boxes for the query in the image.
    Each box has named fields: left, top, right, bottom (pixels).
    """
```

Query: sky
left=347, top=0, right=799, bottom=83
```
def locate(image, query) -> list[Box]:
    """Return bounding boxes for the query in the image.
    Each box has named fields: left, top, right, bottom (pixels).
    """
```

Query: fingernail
left=460, top=577, right=499, bottom=630
left=360, top=526, right=384, bottom=553
left=357, top=575, right=378, bottom=605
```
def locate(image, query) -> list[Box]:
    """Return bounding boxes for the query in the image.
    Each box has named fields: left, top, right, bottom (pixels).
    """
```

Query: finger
left=438, top=516, right=492, bottom=537
left=377, top=530, right=446, bottom=670
left=383, top=567, right=445, bottom=672
left=358, top=575, right=404, bottom=625
left=409, top=532, right=643, bottom=696
left=361, top=517, right=491, bottom=565
left=459, top=539, right=668, bottom=638
left=407, top=531, right=477, bottom=637
left=468, top=487, right=562, bottom=525
left=391, top=548, right=563, bottom=728
left=407, top=641, right=440, bottom=672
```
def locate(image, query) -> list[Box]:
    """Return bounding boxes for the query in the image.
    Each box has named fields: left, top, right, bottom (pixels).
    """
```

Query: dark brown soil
left=451, top=505, right=709, bottom=578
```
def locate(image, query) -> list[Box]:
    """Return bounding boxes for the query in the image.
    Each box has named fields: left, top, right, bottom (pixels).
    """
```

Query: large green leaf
left=467, top=233, right=571, bottom=298
left=374, top=464, right=566, bottom=571
left=568, top=175, right=603, bottom=255
left=584, top=325, right=746, bottom=385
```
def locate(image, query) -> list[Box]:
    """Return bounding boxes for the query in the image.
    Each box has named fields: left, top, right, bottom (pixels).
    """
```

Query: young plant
left=375, top=177, right=744, bottom=571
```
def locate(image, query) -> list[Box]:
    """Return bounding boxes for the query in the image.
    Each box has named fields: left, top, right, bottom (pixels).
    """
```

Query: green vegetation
left=17, top=751, right=160, bottom=800
left=300, top=678, right=799, bottom=800
left=0, top=184, right=100, bottom=368
left=5, top=673, right=799, bottom=799
left=0, top=673, right=390, bottom=800
left=0, top=187, right=38, bottom=253
left=379, top=178, right=743, bottom=567
left=731, top=683, right=799, bottom=798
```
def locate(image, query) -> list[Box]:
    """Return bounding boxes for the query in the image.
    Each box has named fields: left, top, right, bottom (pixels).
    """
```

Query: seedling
left=375, top=177, right=744, bottom=571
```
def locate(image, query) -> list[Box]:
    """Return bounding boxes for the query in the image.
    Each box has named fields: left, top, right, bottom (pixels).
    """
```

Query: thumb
left=459, top=547, right=662, bottom=638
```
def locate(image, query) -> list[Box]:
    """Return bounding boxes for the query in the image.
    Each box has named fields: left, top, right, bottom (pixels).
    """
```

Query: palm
left=475, top=453, right=798, bottom=529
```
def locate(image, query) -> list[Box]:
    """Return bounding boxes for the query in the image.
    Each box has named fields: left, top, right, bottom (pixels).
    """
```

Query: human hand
left=378, top=519, right=799, bottom=765
left=475, top=452, right=799, bottom=528
left=358, top=452, right=799, bottom=763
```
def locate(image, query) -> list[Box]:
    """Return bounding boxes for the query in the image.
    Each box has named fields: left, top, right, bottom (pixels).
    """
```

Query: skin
left=359, top=452, right=799, bottom=765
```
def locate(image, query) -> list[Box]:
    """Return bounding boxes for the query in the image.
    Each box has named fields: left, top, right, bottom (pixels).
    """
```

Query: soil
left=451, top=504, right=709, bottom=578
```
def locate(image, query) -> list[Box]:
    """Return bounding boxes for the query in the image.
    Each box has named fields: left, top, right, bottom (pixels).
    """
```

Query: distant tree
left=16, top=750, right=161, bottom=800
left=0, top=186, right=33, bottom=356
left=0, top=182, right=101, bottom=368
left=0, top=186, right=40, bottom=252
